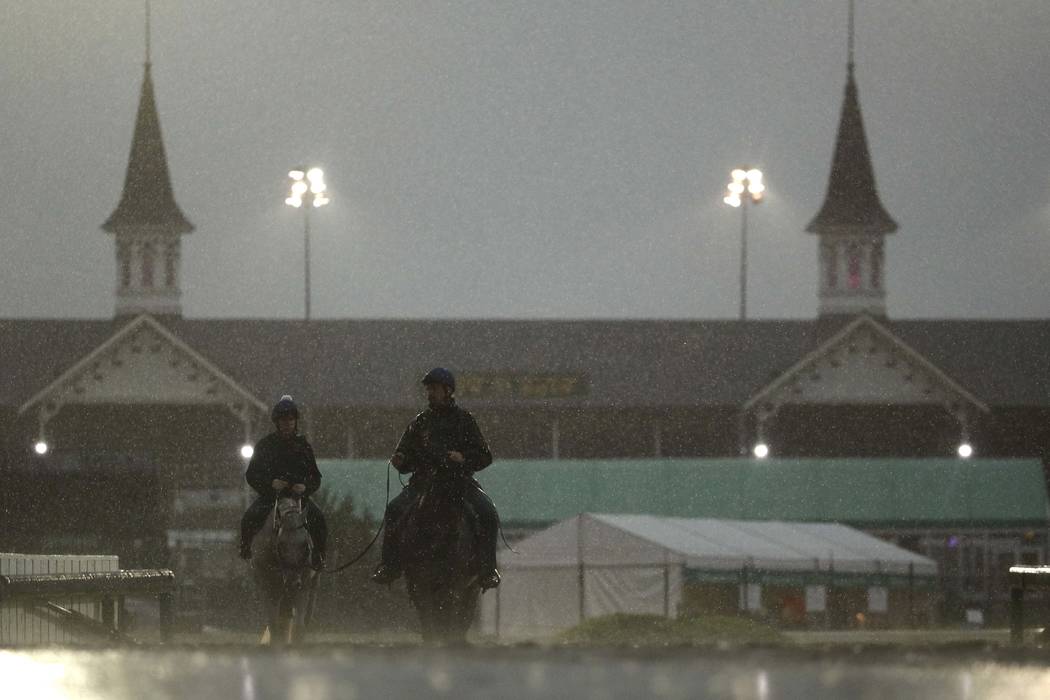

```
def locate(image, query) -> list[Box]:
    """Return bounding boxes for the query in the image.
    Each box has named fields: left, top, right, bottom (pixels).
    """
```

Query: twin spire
left=102, top=1, right=191, bottom=234
left=805, top=1, right=898, bottom=318
left=97, top=2, right=896, bottom=320
left=807, top=0, right=896, bottom=236
left=101, top=3, right=193, bottom=319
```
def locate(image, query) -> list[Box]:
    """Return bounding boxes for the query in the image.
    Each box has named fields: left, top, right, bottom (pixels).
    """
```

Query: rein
left=324, top=461, right=392, bottom=574
left=323, top=460, right=518, bottom=574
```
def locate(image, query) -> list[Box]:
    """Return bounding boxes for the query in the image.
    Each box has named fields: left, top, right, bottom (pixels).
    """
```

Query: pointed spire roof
left=806, top=7, right=897, bottom=236
left=102, top=60, right=193, bottom=233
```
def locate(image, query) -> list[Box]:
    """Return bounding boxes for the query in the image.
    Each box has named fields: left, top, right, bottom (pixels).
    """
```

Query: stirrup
left=371, top=564, right=401, bottom=584
left=478, top=569, right=501, bottom=590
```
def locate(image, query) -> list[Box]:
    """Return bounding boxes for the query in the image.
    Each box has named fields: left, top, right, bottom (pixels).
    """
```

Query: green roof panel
left=315, top=458, right=1049, bottom=529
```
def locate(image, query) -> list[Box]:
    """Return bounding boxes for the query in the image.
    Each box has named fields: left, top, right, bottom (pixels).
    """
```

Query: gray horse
left=250, top=495, right=319, bottom=646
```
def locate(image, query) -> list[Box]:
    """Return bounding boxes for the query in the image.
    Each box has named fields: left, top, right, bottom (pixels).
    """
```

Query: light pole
left=285, top=167, right=330, bottom=320
left=723, top=168, right=764, bottom=320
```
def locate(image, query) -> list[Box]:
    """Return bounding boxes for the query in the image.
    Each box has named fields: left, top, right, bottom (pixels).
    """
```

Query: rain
left=2, top=1, right=1050, bottom=698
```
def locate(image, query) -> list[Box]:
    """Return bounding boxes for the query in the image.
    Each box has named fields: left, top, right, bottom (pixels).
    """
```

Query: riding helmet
left=271, top=395, right=300, bottom=422
left=421, top=367, right=456, bottom=392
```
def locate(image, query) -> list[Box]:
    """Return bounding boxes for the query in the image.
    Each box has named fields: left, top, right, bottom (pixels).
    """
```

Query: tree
left=310, top=490, right=415, bottom=633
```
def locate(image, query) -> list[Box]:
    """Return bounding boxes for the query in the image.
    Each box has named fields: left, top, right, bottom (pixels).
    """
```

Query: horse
left=250, top=494, right=319, bottom=646
left=398, top=472, right=481, bottom=645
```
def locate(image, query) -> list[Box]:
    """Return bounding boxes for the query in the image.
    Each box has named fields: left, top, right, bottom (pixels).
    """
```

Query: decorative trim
left=743, top=315, right=989, bottom=416
left=18, top=314, right=268, bottom=419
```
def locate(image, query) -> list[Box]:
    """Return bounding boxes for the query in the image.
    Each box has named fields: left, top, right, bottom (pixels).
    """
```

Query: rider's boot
left=311, top=549, right=326, bottom=571
left=479, top=568, right=501, bottom=590
left=238, top=540, right=252, bottom=561
left=370, top=563, right=401, bottom=584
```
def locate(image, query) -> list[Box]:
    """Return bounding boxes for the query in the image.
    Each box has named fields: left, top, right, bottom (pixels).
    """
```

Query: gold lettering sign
left=457, top=373, right=589, bottom=399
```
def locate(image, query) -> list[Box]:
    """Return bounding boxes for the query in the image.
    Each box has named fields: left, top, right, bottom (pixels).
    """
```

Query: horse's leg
left=261, top=592, right=280, bottom=646
left=275, top=594, right=297, bottom=647
left=259, top=571, right=289, bottom=649
left=292, top=574, right=318, bottom=645
left=252, top=567, right=278, bottom=645
left=289, top=592, right=306, bottom=645
left=407, top=577, right=435, bottom=645
left=450, top=586, right=479, bottom=646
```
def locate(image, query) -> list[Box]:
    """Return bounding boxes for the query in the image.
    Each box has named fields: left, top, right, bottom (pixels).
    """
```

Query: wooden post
left=907, top=562, right=915, bottom=628
left=159, top=591, right=175, bottom=643
left=552, top=418, right=561, bottom=460
left=100, top=595, right=116, bottom=635
left=577, top=515, right=585, bottom=623
left=663, top=558, right=671, bottom=619
left=494, top=583, right=501, bottom=640
left=1010, top=584, right=1025, bottom=646
left=826, top=555, right=835, bottom=630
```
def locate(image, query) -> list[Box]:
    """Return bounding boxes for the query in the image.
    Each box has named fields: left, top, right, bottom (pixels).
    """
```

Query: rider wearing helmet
left=371, top=367, right=502, bottom=590
left=238, top=395, right=328, bottom=570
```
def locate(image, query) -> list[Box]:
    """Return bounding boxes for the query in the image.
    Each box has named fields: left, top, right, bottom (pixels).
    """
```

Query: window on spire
left=847, top=244, right=861, bottom=290
left=871, top=241, right=882, bottom=290
left=142, top=242, right=155, bottom=288
left=164, top=242, right=177, bottom=288
left=118, top=241, right=132, bottom=289
left=823, top=241, right=838, bottom=290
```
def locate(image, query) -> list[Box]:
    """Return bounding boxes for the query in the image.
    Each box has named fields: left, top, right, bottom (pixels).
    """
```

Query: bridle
left=271, top=497, right=311, bottom=563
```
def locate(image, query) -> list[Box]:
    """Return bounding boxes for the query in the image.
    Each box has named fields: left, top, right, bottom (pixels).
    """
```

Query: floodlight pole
left=303, top=206, right=312, bottom=321
left=739, top=199, right=749, bottom=321
left=723, top=168, right=764, bottom=321
left=286, top=167, right=328, bottom=322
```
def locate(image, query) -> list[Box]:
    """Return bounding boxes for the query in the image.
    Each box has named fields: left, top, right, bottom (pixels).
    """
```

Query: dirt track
left=4, top=642, right=1050, bottom=699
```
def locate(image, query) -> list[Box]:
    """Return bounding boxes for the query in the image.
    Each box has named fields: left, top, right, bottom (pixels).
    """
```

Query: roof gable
left=3, top=317, right=1050, bottom=410
left=744, top=315, right=989, bottom=416
left=18, top=315, right=266, bottom=425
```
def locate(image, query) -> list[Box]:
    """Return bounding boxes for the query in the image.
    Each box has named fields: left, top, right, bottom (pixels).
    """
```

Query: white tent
left=478, top=513, right=938, bottom=639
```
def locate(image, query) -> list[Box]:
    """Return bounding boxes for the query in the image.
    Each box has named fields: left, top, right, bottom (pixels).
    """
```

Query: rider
left=239, top=395, right=328, bottom=570
left=371, top=367, right=501, bottom=590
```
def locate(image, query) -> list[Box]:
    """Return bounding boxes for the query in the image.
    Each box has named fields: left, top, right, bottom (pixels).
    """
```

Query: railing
left=0, top=569, right=176, bottom=645
left=1008, top=565, right=1050, bottom=645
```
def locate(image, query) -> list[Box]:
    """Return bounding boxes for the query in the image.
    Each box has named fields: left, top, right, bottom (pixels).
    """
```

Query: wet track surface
left=5, top=645, right=1050, bottom=700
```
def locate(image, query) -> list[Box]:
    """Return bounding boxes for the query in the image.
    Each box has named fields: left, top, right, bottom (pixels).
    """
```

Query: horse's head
left=273, top=495, right=312, bottom=578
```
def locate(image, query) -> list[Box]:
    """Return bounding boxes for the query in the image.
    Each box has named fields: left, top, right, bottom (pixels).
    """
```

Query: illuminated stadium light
left=723, top=166, right=765, bottom=319
left=284, top=166, right=329, bottom=320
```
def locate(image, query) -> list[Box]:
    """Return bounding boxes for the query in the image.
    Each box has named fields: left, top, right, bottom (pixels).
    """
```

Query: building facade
left=1, top=21, right=1048, bottom=626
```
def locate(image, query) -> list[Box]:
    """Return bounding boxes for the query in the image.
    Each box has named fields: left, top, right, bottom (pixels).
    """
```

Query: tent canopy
left=503, top=513, right=938, bottom=577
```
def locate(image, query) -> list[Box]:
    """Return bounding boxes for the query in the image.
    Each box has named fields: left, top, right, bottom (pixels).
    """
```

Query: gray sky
left=1, top=1, right=1048, bottom=320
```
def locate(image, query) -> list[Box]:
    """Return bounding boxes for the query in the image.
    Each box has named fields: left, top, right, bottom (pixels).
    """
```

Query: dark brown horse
left=398, top=473, right=481, bottom=645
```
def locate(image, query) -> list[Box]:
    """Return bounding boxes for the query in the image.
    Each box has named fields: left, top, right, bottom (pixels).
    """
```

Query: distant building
left=1, top=21, right=1047, bottom=624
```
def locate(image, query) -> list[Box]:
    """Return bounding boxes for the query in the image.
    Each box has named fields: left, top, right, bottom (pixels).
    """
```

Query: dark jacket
left=394, top=401, right=492, bottom=483
left=245, top=431, right=322, bottom=498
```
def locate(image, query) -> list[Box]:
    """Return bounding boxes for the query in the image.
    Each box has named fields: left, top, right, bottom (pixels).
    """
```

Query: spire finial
left=145, top=0, right=152, bottom=65
left=847, top=0, right=855, bottom=74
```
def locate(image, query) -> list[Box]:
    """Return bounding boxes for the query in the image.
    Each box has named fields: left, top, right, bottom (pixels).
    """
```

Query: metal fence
left=0, top=554, right=175, bottom=645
